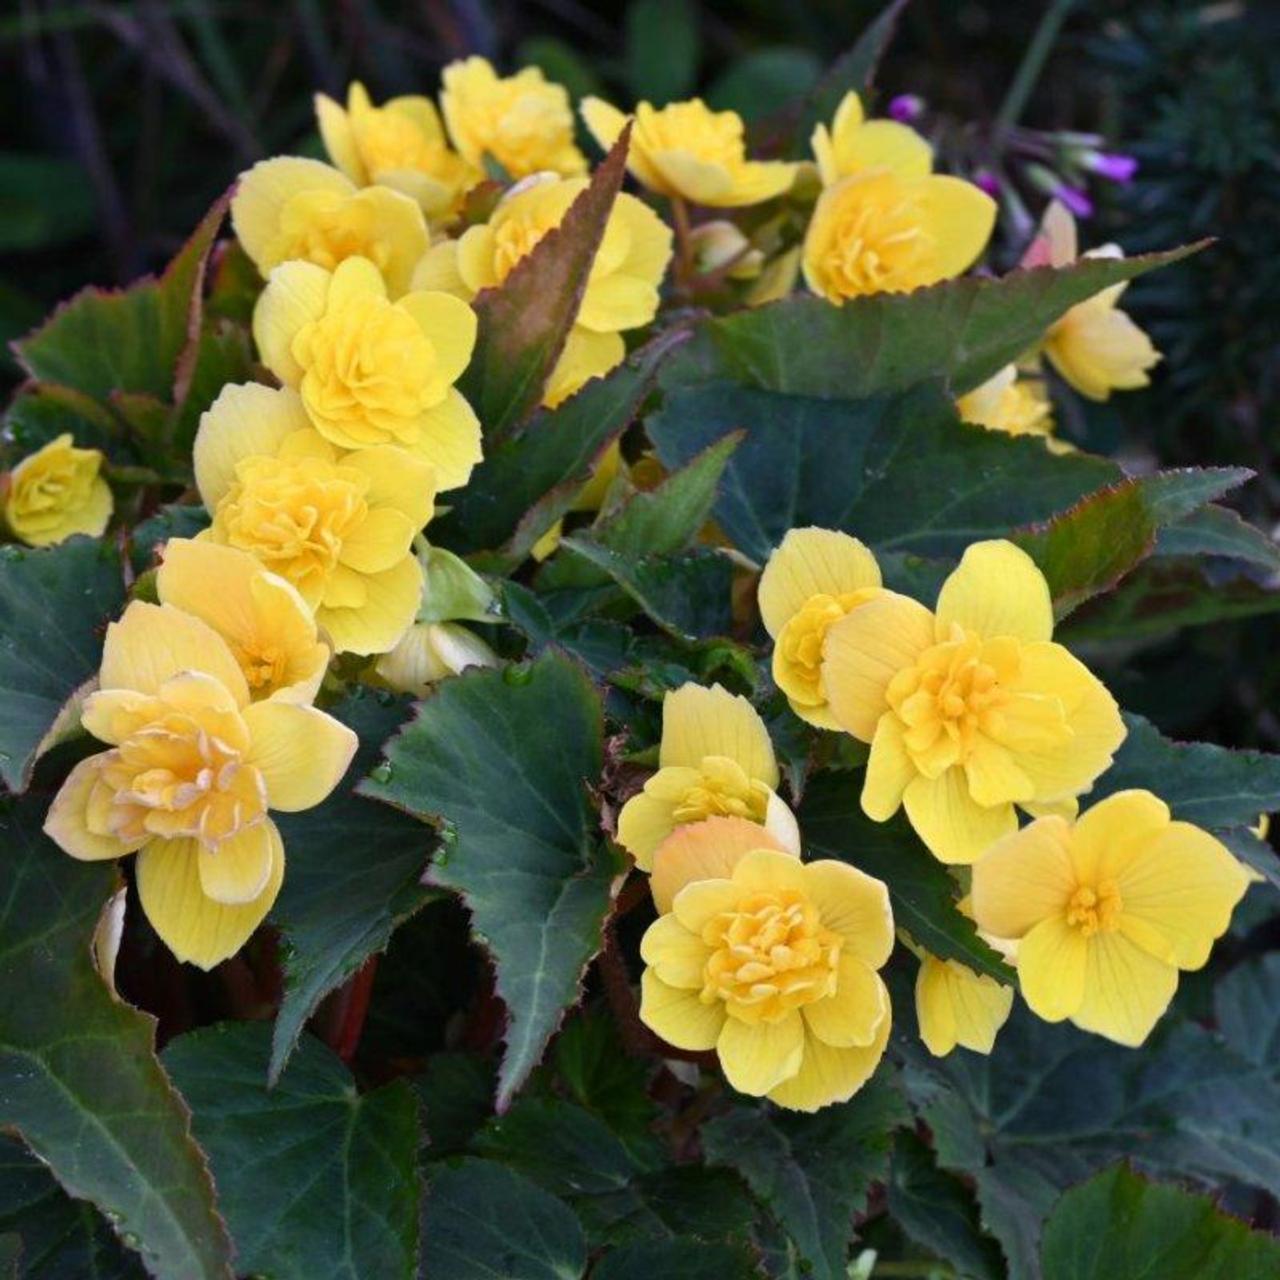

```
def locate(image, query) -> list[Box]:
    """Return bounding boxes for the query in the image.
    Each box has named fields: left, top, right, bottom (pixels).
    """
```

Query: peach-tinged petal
left=902, top=766, right=1017, bottom=865
left=767, top=995, right=890, bottom=1112
left=194, top=384, right=313, bottom=510
left=659, top=683, right=778, bottom=788
left=936, top=540, right=1052, bottom=643
left=1016, top=915, right=1088, bottom=1022
left=970, top=815, right=1075, bottom=938
left=197, top=821, right=274, bottom=905
left=862, top=714, right=915, bottom=821
left=1070, top=931, right=1178, bottom=1046
left=640, top=968, right=725, bottom=1050
left=100, top=601, right=249, bottom=707
left=640, top=913, right=709, bottom=988
left=44, top=755, right=145, bottom=861
left=136, top=823, right=284, bottom=970
left=650, top=816, right=790, bottom=913
left=319, top=555, right=423, bottom=656
left=757, top=527, right=882, bottom=638
left=252, top=260, right=329, bottom=386
left=802, top=859, right=894, bottom=968
left=803, top=953, right=887, bottom=1047
left=243, top=701, right=357, bottom=811
left=718, top=1010, right=805, bottom=1095
left=80, top=689, right=162, bottom=745
left=822, top=591, right=936, bottom=741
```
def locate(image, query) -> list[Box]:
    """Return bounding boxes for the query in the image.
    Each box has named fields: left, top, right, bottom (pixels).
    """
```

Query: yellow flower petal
left=406, top=388, right=483, bottom=492
left=970, top=815, right=1075, bottom=939
left=1046, top=301, right=1160, bottom=401
left=862, top=714, right=916, bottom=821
left=766, top=999, right=891, bottom=1112
left=651, top=149, right=736, bottom=205
left=544, top=328, right=626, bottom=409
left=964, top=737, right=1035, bottom=808
left=318, top=554, right=423, bottom=656
left=44, top=755, right=146, bottom=861
left=1016, top=914, right=1089, bottom=1022
left=902, top=765, right=1018, bottom=865
left=1068, top=789, right=1170, bottom=884
left=252, top=260, right=329, bottom=386
left=337, top=507, right=418, bottom=575
left=640, top=913, right=709, bottom=988
left=659, top=683, right=778, bottom=788
left=803, top=953, right=888, bottom=1047
left=935, top=540, right=1052, bottom=643
left=396, top=289, right=478, bottom=396
left=640, top=968, right=725, bottom=1050
left=718, top=1010, right=805, bottom=1095
left=315, top=91, right=364, bottom=183
left=340, top=444, right=438, bottom=529
left=916, top=174, right=998, bottom=279
left=136, top=822, right=284, bottom=970
left=672, top=876, right=744, bottom=934
left=801, top=859, right=895, bottom=968
left=242, top=701, right=357, bottom=811
left=616, top=788, right=680, bottom=871
left=197, top=821, right=275, bottom=905
left=100, top=601, right=249, bottom=707
left=1069, top=931, right=1178, bottom=1046
left=194, top=383, right=313, bottom=510
left=757, top=527, right=882, bottom=638
left=650, top=816, right=792, bottom=913
left=230, top=156, right=355, bottom=270
left=915, top=953, right=1013, bottom=1057
left=730, top=846, right=807, bottom=895
left=411, top=240, right=470, bottom=297
left=822, top=591, right=936, bottom=741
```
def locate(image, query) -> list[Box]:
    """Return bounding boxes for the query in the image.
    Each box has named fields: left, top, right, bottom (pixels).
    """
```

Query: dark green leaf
left=417, top=1053, right=497, bottom=1157
left=625, top=0, right=699, bottom=105
left=708, top=49, right=823, bottom=125
left=1156, top=503, right=1280, bottom=570
left=554, top=1011, right=657, bottom=1140
left=595, top=1238, right=761, bottom=1279
left=362, top=652, right=618, bottom=1107
left=1039, top=1164, right=1280, bottom=1280
left=269, top=691, right=438, bottom=1084
left=0, top=539, right=124, bottom=792
left=0, top=154, right=96, bottom=251
left=421, top=1158, right=586, bottom=1280
left=1214, top=954, right=1280, bottom=1072
left=2, top=383, right=122, bottom=459
left=0, top=792, right=234, bottom=1279
left=458, top=125, right=632, bottom=440
left=646, top=382, right=1117, bottom=564
left=799, top=773, right=1014, bottom=982
left=127, top=503, right=211, bottom=575
left=702, top=1070, right=907, bottom=1280
left=163, top=1022, right=420, bottom=1280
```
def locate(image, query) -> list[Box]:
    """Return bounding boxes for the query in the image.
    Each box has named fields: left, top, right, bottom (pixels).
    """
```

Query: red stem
left=323, top=955, right=380, bottom=1063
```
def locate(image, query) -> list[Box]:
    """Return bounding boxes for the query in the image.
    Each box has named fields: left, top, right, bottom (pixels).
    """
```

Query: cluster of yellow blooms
left=14, top=56, right=1194, bottom=1106
left=619, top=533, right=1249, bottom=1108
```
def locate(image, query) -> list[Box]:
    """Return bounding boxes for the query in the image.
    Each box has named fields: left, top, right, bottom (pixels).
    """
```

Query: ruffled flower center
left=353, top=108, right=435, bottom=174
left=667, top=756, right=770, bottom=826
left=277, top=190, right=394, bottom=276
left=776, top=590, right=876, bottom=705
left=637, top=101, right=744, bottom=169
left=1067, top=880, right=1123, bottom=937
left=819, top=174, right=933, bottom=295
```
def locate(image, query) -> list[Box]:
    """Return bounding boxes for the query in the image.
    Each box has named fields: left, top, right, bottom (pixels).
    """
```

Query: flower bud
left=887, top=93, right=925, bottom=123
left=1081, top=150, right=1139, bottom=183
left=374, top=622, right=499, bottom=696
left=689, top=220, right=763, bottom=279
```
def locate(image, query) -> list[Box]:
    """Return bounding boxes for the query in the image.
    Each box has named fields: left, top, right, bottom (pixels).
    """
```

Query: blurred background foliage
left=1, top=0, right=1278, bottom=746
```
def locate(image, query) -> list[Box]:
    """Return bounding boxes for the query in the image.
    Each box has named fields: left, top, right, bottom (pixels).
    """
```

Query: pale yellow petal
left=194, top=383, right=312, bottom=510
left=242, top=700, right=357, bottom=811
left=916, top=175, right=997, bottom=280
left=649, top=816, right=790, bottom=913
left=763, top=791, right=801, bottom=856
left=337, top=507, right=418, bottom=575
left=1069, top=789, right=1170, bottom=885
left=544, top=328, right=626, bottom=408
left=902, top=766, right=1017, bottom=865
left=340, top=444, right=437, bottom=528
left=579, top=95, right=628, bottom=150
left=766, top=998, right=890, bottom=1112
left=757, top=527, right=882, bottom=638
left=197, top=821, right=275, bottom=905
left=1070, top=931, right=1178, bottom=1046
left=406, top=388, right=483, bottom=491
left=318, top=555, right=423, bottom=656
left=862, top=714, right=916, bottom=821
left=639, top=913, right=708, bottom=988
left=672, top=876, right=744, bottom=934
left=970, top=815, right=1075, bottom=938
left=252, top=260, right=329, bottom=386
left=822, top=591, right=936, bottom=741
left=616, top=788, right=679, bottom=871
left=396, top=289, right=478, bottom=394
left=639, top=968, right=725, bottom=1050
left=327, top=255, right=387, bottom=308
left=801, top=858, right=895, bottom=969
left=833, top=118, right=933, bottom=181
left=410, top=240, right=471, bottom=298
left=936, top=540, right=1052, bottom=643
left=915, top=954, right=1012, bottom=1057
left=44, top=755, right=145, bottom=861
left=1016, top=914, right=1088, bottom=1022
left=136, top=822, right=284, bottom=970
left=729, top=846, right=807, bottom=896
left=650, top=149, right=735, bottom=205
left=659, top=683, right=778, bottom=788
left=717, top=1010, right=805, bottom=1095
left=231, top=156, right=354, bottom=273
left=803, top=953, right=888, bottom=1047
left=315, top=92, right=364, bottom=183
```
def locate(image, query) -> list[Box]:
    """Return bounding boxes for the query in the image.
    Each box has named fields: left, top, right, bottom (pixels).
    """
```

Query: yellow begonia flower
left=758, top=527, right=884, bottom=730
left=374, top=621, right=498, bottom=697
left=253, top=255, right=481, bottom=490
left=315, top=81, right=479, bottom=219
left=440, top=57, right=586, bottom=180
left=580, top=96, right=799, bottom=208
left=617, top=682, right=798, bottom=870
left=971, top=790, right=1249, bottom=1046
left=231, top=156, right=428, bottom=298
left=640, top=842, right=894, bottom=1111
left=956, top=363, right=1066, bottom=451
left=43, top=600, right=357, bottom=969
left=1033, top=200, right=1160, bottom=401
left=193, top=382, right=434, bottom=656
left=156, top=538, right=330, bottom=704
left=822, top=538, right=1125, bottom=865
left=3, top=434, right=112, bottom=547
left=811, top=91, right=933, bottom=188
left=802, top=168, right=995, bottom=303
left=915, top=951, right=1013, bottom=1057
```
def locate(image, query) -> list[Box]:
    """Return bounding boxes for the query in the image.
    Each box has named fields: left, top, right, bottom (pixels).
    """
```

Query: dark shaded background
left=2, top=0, right=1278, bottom=743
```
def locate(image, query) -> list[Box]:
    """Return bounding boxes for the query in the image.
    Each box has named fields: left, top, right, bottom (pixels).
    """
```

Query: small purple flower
left=972, top=168, right=1001, bottom=198
left=887, top=94, right=924, bottom=124
left=1055, top=184, right=1095, bottom=219
left=1083, top=150, right=1139, bottom=183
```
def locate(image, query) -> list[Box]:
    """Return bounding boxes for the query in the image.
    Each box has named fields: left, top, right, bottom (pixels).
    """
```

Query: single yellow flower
left=758, top=527, right=884, bottom=730
left=315, top=81, right=479, bottom=219
left=253, top=255, right=481, bottom=490
left=1033, top=200, right=1160, bottom=401
left=43, top=600, right=357, bottom=969
left=914, top=951, right=1013, bottom=1057
left=811, top=91, right=933, bottom=187
left=231, top=156, right=428, bottom=297
left=822, top=539, right=1125, bottom=864
left=155, top=537, right=330, bottom=704
left=971, top=790, right=1248, bottom=1045
left=956, top=363, right=1064, bottom=449
left=440, top=57, right=585, bottom=180
left=617, top=682, right=798, bottom=870
left=802, top=168, right=995, bottom=303
left=640, top=840, right=894, bottom=1111
left=3, top=434, right=112, bottom=547
left=193, top=382, right=435, bottom=655
left=580, top=96, right=799, bottom=208
left=374, top=621, right=498, bottom=697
